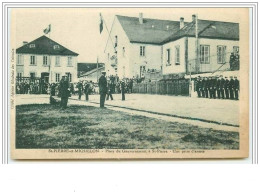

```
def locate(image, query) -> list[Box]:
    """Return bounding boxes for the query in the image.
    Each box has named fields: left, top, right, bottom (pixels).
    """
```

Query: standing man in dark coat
left=216, top=76, right=221, bottom=99
left=121, top=81, right=126, bottom=101
left=106, top=80, right=114, bottom=101
left=201, top=77, right=205, bottom=98
left=234, top=76, right=239, bottom=100
left=229, top=53, right=235, bottom=70
left=203, top=77, right=209, bottom=98
left=229, top=76, right=235, bottom=100
left=77, top=81, right=83, bottom=100
left=59, top=75, right=70, bottom=109
left=84, top=82, right=90, bottom=101
left=219, top=75, right=225, bottom=99
left=224, top=77, right=230, bottom=99
left=195, top=77, right=202, bottom=98
left=98, top=71, right=107, bottom=108
left=208, top=76, right=213, bottom=99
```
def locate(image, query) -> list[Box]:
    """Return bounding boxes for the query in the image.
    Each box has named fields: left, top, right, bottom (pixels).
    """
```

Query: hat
left=234, top=76, right=237, bottom=78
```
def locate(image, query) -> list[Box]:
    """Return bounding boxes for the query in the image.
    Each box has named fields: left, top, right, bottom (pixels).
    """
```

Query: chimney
left=23, top=41, right=28, bottom=46
left=180, top=17, right=184, bottom=29
left=192, top=14, right=196, bottom=21
left=139, top=13, right=143, bottom=24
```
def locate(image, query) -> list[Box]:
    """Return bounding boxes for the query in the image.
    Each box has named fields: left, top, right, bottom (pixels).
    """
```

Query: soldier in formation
left=195, top=75, right=239, bottom=100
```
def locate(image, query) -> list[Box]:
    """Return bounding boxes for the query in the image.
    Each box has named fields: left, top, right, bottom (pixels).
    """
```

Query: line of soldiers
left=195, top=75, right=240, bottom=100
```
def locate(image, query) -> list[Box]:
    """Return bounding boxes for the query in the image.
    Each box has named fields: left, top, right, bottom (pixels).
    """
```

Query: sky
left=12, top=8, right=245, bottom=63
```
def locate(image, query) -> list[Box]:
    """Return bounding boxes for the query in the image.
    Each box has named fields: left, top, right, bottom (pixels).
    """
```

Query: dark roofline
left=16, top=35, right=79, bottom=56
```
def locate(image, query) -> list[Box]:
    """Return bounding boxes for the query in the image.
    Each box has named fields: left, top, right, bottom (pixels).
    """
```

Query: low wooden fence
left=133, top=80, right=190, bottom=96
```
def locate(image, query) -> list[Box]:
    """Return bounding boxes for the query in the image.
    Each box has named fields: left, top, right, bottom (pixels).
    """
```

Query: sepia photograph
left=10, top=7, right=249, bottom=159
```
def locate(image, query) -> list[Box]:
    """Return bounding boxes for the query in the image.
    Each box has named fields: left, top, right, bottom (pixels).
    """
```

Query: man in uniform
left=77, top=81, right=83, bottom=100
left=208, top=76, right=213, bottom=99
left=106, top=80, right=114, bottom=101
left=121, top=80, right=126, bottom=101
left=229, top=76, right=235, bottom=100
left=98, top=71, right=107, bottom=108
left=201, top=77, right=205, bottom=98
left=84, top=81, right=90, bottom=101
left=59, top=75, right=70, bottom=109
left=229, top=52, right=235, bottom=70
left=234, top=76, right=239, bottom=100
left=195, top=76, right=202, bottom=98
left=203, top=77, right=209, bottom=98
left=224, top=76, right=230, bottom=99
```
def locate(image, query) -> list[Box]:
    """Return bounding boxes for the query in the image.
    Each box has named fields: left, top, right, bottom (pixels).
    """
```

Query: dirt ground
left=16, top=104, right=239, bottom=150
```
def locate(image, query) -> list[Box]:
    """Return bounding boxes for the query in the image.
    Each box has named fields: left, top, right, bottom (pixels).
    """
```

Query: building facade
left=104, top=14, right=239, bottom=79
left=16, top=35, right=78, bottom=83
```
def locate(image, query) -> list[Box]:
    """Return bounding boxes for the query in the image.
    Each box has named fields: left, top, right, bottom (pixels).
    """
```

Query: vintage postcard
left=10, top=7, right=249, bottom=159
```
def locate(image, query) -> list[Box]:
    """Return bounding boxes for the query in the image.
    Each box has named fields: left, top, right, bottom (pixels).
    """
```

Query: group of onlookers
left=16, top=81, right=49, bottom=94
left=194, top=75, right=240, bottom=100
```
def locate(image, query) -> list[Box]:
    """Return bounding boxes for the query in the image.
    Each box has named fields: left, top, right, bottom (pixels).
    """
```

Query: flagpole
left=100, top=13, right=117, bottom=53
left=97, top=56, right=99, bottom=82
left=48, top=25, right=52, bottom=84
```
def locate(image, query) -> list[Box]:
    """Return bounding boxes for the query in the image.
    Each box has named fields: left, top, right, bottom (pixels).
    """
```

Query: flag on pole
left=99, top=13, right=103, bottom=34
left=43, top=24, right=51, bottom=34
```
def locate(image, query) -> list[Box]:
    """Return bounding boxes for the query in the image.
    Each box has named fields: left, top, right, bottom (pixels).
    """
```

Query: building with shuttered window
left=16, top=35, right=79, bottom=83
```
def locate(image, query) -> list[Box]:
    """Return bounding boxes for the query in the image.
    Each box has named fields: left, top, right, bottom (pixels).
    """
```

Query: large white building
left=16, top=35, right=78, bottom=83
left=104, top=14, right=239, bottom=79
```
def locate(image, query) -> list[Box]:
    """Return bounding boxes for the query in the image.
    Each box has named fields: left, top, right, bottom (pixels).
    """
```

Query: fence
left=132, top=80, right=190, bottom=96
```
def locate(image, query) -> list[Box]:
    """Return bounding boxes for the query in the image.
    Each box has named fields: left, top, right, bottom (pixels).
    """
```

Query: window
left=66, top=72, right=72, bottom=82
left=54, top=45, right=60, bottom=50
left=140, top=46, right=145, bottom=56
left=29, top=44, right=35, bottom=48
left=43, top=56, right=48, bottom=66
left=166, top=49, right=171, bottom=65
left=17, top=54, right=23, bottom=65
left=30, top=55, right=36, bottom=65
left=175, top=46, right=180, bottom=65
left=17, top=72, right=22, bottom=78
left=122, top=47, right=125, bottom=57
left=217, top=46, right=226, bottom=64
left=140, top=66, right=146, bottom=78
left=55, top=56, right=60, bottom=66
left=67, top=57, right=72, bottom=66
left=55, top=73, right=60, bottom=82
left=200, top=45, right=210, bottom=64
left=30, top=72, right=36, bottom=78
left=233, top=46, right=239, bottom=55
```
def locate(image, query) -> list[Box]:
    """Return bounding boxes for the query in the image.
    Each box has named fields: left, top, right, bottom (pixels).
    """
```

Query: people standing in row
left=195, top=75, right=239, bottom=100
left=98, top=71, right=107, bottom=108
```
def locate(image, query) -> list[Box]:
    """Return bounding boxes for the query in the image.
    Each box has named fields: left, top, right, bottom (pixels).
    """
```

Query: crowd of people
left=16, top=81, right=49, bottom=94
left=194, top=75, right=240, bottom=100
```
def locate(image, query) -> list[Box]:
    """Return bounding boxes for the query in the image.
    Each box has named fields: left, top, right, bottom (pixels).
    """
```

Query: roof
left=77, top=63, right=105, bottom=72
left=16, top=35, right=78, bottom=56
left=79, top=67, right=105, bottom=77
left=116, top=15, right=186, bottom=45
left=162, top=19, right=239, bottom=44
left=116, top=15, right=239, bottom=45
